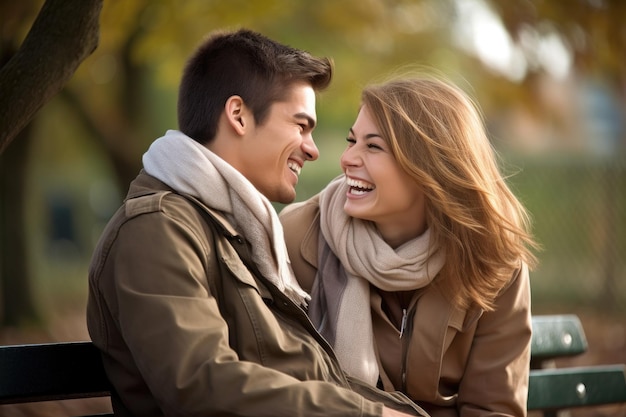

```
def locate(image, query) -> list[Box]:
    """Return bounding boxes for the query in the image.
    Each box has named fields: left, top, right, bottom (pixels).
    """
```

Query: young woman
left=280, top=76, right=538, bottom=417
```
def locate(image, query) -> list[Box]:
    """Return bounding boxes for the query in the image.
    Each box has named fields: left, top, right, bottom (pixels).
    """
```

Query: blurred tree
left=488, top=0, right=625, bottom=127
left=489, top=0, right=625, bottom=309
left=0, top=0, right=102, bottom=325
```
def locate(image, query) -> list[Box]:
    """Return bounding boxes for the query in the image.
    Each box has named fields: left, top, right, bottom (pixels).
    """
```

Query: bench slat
left=528, top=365, right=626, bottom=411
left=0, top=341, right=111, bottom=404
left=530, top=314, right=588, bottom=368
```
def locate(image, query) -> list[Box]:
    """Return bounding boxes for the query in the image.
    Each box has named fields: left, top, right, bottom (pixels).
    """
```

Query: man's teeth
left=288, top=161, right=301, bottom=176
left=346, top=177, right=374, bottom=194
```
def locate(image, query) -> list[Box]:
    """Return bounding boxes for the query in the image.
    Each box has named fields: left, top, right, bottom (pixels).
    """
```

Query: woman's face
left=340, top=105, right=427, bottom=247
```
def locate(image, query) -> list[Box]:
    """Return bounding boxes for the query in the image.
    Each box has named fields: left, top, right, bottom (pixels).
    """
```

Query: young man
left=86, top=29, right=426, bottom=417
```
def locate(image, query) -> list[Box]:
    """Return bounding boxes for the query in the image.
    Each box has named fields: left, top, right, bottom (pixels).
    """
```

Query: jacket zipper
left=399, top=308, right=408, bottom=338
left=400, top=307, right=412, bottom=391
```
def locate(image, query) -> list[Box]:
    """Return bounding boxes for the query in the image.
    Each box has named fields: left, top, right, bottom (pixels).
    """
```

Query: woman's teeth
left=346, top=177, right=374, bottom=194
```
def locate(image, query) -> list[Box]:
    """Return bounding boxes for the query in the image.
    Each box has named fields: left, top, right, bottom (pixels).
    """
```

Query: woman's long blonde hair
left=362, top=76, right=538, bottom=311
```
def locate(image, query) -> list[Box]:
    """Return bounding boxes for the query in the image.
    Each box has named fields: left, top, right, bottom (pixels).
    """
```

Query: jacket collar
left=127, top=170, right=240, bottom=238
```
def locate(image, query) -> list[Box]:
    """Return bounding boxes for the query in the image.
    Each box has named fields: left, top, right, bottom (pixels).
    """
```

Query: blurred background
left=0, top=0, right=624, bottom=415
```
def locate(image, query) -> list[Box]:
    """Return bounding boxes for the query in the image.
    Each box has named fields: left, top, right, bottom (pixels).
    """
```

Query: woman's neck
left=376, top=221, right=427, bottom=249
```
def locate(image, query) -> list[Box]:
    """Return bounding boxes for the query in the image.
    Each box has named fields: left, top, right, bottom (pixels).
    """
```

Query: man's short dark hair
left=177, top=29, right=333, bottom=144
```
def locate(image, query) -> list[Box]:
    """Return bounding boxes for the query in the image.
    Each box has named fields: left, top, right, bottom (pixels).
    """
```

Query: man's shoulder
left=121, top=191, right=203, bottom=228
left=126, top=191, right=238, bottom=237
left=124, top=191, right=174, bottom=217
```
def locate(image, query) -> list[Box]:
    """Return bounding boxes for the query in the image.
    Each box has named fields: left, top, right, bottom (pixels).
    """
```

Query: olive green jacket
left=87, top=172, right=427, bottom=417
left=280, top=194, right=532, bottom=417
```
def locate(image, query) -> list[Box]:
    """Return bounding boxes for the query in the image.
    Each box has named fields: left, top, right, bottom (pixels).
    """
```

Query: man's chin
left=275, top=188, right=297, bottom=205
left=276, top=195, right=296, bottom=205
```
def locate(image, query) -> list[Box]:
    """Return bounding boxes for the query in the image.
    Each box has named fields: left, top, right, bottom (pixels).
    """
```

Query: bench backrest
left=530, top=314, right=588, bottom=368
left=0, top=341, right=111, bottom=405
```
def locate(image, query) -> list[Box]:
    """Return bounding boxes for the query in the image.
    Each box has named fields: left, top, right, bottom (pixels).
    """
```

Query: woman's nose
left=340, top=146, right=360, bottom=169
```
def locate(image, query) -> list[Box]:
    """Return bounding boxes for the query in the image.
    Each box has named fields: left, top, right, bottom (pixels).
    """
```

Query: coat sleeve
left=99, top=199, right=390, bottom=417
left=456, top=264, right=532, bottom=417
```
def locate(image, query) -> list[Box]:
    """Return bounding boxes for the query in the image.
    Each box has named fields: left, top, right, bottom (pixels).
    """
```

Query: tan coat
left=87, top=172, right=427, bottom=417
left=280, top=195, right=532, bottom=417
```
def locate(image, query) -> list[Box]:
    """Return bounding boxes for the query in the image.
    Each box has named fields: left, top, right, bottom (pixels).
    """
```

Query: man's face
left=238, top=82, right=319, bottom=204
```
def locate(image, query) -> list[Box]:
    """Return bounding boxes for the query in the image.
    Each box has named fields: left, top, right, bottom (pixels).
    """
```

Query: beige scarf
left=142, top=130, right=309, bottom=306
left=311, top=175, right=445, bottom=385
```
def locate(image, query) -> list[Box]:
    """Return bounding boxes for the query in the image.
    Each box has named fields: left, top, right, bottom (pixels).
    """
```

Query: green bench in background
left=528, top=314, right=626, bottom=416
left=0, top=315, right=624, bottom=416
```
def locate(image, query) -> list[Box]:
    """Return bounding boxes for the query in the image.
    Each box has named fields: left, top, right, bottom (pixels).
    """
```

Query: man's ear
left=224, top=95, right=248, bottom=135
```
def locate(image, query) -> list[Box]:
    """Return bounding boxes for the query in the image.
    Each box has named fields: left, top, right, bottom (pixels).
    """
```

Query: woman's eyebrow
left=349, top=128, right=381, bottom=139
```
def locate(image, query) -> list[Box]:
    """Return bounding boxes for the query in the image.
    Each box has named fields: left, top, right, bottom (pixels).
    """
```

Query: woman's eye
left=367, top=143, right=383, bottom=150
left=346, top=137, right=356, bottom=144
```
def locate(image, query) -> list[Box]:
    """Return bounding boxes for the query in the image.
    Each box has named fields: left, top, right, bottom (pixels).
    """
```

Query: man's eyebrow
left=295, top=113, right=316, bottom=129
left=348, top=128, right=381, bottom=139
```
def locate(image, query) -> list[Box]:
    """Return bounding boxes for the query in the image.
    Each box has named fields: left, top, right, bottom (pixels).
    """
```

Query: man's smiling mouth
left=288, top=161, right=302, bottom=176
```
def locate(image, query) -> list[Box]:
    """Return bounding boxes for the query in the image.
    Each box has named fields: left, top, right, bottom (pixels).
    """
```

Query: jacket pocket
left=214, top=237, right=278, bottom=303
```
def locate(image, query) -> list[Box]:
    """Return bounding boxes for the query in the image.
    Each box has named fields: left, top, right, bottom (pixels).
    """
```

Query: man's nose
left=303, top=133, right=319, bottom=161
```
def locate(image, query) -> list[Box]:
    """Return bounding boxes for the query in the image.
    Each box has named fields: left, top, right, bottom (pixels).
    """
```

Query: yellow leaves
left=98, top=0, right=149, bottom=51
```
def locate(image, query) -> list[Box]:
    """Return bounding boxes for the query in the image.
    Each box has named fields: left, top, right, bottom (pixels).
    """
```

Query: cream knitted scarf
left=310, top=175, right=445, bottom=385
left=142, top=130, right=309, bottom=306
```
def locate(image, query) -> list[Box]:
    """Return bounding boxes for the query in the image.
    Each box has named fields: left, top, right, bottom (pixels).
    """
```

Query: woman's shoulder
left=279, top=195, right=322, bottom=291
left=279, top=193, right=321, bottom=224
left=497, top=260, right=530, bottom=296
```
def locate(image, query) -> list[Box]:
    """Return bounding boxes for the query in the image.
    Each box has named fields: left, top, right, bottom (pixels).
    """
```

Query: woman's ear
left=225, top=95, right=247, bottom=135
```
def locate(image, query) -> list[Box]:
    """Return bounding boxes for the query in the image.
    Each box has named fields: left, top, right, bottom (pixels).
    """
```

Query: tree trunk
left=0, top=0, right=102, bottom=326
left=0, top=125, right=39, bottom=326
left=0, top=0, right=102, bottom=154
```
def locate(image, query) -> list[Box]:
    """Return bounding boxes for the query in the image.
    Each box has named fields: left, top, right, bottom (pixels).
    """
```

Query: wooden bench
left=0, top=315, right=624, bottom=416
